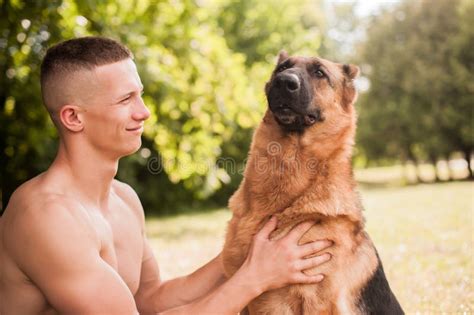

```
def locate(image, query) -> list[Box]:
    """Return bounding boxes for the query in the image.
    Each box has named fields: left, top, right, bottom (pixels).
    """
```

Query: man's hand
left=241, top=216, right=332, bottom=293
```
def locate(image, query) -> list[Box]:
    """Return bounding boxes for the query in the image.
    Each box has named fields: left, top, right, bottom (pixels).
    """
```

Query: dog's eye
left=315, top=70, right=325, bottom=78
left=276, top=61, right=293, bottom=73
left=277, top=64, right=288, bottom=72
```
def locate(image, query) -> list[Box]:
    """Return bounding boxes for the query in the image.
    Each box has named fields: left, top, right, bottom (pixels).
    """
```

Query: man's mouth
left=126, top=125, right=144, bottom=132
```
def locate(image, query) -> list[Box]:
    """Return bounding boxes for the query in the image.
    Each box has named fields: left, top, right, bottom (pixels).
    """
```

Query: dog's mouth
left=272, top=106, right=321, bottom=131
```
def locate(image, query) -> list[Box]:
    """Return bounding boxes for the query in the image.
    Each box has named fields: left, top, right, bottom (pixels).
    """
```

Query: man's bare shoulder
left=4, top=172, right=68, bottom=215
left=5, top=173, right=82, bottom=219
left=3, top=185, right=98, bottom=262
left=4, top=173, right=46, bottom=209
left=112, top=179, right=145, bottom=223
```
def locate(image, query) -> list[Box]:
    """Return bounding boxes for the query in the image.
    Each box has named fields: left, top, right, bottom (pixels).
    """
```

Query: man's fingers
left=299, top=240, right=333, bottom=257
left=286, top=220, right=315, bottom=242
left=297, top=253, right=331, bottom=270
left=293, top=273, right=325, bottom=284
left=256, top=216, right=278, bottom=240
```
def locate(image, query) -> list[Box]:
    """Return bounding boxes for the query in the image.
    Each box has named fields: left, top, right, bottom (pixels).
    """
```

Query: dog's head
left=265, top=51, right=359, bottom=136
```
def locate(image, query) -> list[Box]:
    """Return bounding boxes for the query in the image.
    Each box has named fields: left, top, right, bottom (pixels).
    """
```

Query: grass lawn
left=146, top=167, right=473, bottom=313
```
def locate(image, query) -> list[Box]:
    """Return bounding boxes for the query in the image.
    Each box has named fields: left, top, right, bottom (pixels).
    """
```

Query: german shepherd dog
left=222, top=51, right=404, bottom=314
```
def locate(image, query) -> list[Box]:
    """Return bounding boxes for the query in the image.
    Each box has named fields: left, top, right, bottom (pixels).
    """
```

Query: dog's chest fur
left=249, top=139, right=315, bottom=212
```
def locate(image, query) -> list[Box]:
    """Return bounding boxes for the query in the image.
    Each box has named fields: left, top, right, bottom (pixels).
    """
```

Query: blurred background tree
left=357, top=0, right=473, bottom=181
left=1, top=0, right=472, bottom=215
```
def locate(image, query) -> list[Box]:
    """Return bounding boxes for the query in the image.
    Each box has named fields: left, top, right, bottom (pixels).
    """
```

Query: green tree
left=1, top=0, right=64, bottom=211
left=357, top=0, right=473, bottom=180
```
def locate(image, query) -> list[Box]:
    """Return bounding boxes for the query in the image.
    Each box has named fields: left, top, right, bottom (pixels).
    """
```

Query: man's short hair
left=40, top=36, right=133, bottom=127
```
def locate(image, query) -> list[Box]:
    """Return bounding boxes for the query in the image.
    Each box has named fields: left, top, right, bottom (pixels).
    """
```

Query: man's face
left=78, top=59, right=150, bottom=158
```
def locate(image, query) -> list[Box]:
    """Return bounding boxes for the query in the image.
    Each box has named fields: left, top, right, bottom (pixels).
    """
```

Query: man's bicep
left=141, top=239, right=162, bottom=282
left=135, top=239, right=162, bottom=312
left=9, top=203, right=137, bottom=313
left=38, top=255, right=137, bottom=313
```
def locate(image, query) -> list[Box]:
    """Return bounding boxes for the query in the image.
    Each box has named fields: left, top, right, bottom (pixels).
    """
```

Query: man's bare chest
left=91, top=200, right=144, bottom=294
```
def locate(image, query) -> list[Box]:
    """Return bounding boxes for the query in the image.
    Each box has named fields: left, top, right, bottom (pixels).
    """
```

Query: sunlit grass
left=146, top=166, right=473, bottom=313
left=362, top=182, right=473, bottom=313
left=146, top=209, right=231, bottom=279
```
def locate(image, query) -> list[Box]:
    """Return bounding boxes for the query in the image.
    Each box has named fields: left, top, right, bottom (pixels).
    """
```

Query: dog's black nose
left=277, top=74, right=300, bottom=93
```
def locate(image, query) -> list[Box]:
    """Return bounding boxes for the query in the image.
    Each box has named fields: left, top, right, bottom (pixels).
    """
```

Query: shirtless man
left=0, top=37, right=333, bottom=314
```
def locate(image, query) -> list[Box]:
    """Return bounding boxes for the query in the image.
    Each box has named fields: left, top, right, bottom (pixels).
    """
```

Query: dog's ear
left=277, top=50, right=289, bottom=64
left=342, top=64, right=360, bottom=80
left=341, top=64, right=360, bottom=108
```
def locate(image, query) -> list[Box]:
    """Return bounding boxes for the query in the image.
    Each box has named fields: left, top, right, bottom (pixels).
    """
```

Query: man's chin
left=119, top=140, right=142, bottom=158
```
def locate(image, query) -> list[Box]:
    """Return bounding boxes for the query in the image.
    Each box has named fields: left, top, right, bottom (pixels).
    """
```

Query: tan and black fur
left=222, top=52, right=403, bottom=314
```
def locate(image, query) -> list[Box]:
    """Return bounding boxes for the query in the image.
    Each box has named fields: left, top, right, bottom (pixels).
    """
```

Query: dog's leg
left=247, top=289, right=297, bottom=315
left=356, top=253, right=404, bottom=314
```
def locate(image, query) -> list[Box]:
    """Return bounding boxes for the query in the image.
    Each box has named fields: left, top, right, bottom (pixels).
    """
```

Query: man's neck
left=50, top=140, right=119, bottom=209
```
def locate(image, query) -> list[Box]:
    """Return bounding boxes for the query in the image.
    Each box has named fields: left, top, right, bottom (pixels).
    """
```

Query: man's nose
left=276, top=73, right=300, bottom=93
left=132, top=97, right=151, bottom=121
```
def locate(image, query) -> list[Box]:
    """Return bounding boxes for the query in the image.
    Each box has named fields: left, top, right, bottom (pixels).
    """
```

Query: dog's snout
left=277, top=73, right=300, bottom=93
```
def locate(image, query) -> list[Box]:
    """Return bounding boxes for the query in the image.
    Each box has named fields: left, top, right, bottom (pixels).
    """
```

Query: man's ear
left=59, top=105, right=85, bottom=132
left=277, top=50, right=289, bottom=65
left=342, top=64, right=360, bottom=80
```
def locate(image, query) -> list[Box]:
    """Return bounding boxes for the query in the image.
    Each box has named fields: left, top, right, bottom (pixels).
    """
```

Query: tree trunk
left=413, top=160, right=424, bottom=183
left=401, top=158, right=410, bottom=184
left=464, top=148, right=473, bottom=179
left=429, top=154, right=441, bottom=182
left=407, top=148, right=423, bottom=183
left=445, top=155, right=454, bottom=181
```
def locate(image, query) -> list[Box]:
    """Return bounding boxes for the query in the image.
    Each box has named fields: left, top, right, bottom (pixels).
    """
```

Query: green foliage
left=1, top=0, right=327, bottom=214
left=216, top=0, right=324, bottom=65
left=1, top=0, right=64, bottom=209
left=357, top=0, right=473, bottom=170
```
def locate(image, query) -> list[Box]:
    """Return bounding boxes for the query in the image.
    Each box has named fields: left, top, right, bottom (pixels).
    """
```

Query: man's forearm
left=153, top=253, right=227, bottom=311
left=159, top=265, right=261, bottom=315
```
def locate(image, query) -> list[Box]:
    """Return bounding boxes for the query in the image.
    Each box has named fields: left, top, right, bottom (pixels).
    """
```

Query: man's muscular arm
left=117, top=182, right=228, bottom=312
left=134, top=242, right=227, bottom=313
left=5, top=197, right=138, bottom=314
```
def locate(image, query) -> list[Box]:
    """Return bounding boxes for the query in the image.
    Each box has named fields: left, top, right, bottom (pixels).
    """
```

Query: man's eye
left=315, top=70, right=325, bottom=78
left=120, top=96, right=131, bottom=103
